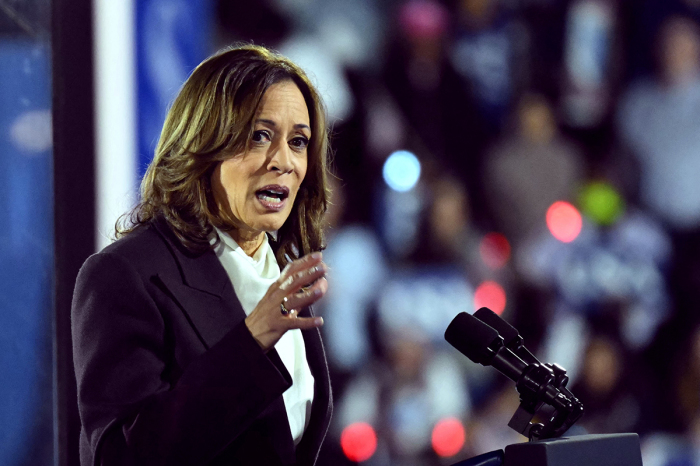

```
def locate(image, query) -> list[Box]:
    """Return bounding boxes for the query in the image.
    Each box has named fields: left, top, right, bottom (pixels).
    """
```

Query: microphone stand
left=507, top=361, right=583, bottom=441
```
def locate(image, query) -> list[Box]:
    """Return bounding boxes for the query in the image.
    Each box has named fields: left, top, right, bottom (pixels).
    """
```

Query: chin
left=259, top=214, right=292, bottom=233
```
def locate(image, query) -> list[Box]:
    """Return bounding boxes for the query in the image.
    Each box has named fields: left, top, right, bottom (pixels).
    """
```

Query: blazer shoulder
left=95, top=223, right=176, bottom=277
left=88, top=220, right=230, bottom=299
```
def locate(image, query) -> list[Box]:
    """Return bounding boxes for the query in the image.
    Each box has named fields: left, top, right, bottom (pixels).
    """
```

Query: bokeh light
left=399, top=0, right=449, bottom=40
left=382, top=150, right=421, bottom=192
left=479, top=232, right=511, bottom=269
left=474, top=281, right=506, bottom=315
left=431, top=417, right=466, bottom=458
left=546, top=201, right=583, bottom=243
left=341, top=422, right=377, bottom=463
left=578, top=181, right=625, bottom=226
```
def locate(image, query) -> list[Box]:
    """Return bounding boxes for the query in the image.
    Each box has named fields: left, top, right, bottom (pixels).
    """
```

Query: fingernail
left=311, top=252, right=322, bottom=260
left=313, top=288, right=322, bottom=297
left=314, top=317, right=324, bottom=326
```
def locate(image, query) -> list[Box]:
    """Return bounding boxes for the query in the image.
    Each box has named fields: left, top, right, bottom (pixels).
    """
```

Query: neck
left=228, top=229, right=265, bottom=257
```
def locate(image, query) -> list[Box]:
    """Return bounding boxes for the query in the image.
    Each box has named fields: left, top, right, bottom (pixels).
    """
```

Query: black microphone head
left=445, top=312, right=503, bottom=365
left=474, top=307, right=521, bottom=347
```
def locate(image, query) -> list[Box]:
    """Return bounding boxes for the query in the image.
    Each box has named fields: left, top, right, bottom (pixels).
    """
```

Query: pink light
left=474, top=281, right=506, bottom=315
left=399, top=0, right=449, bottom=40
left=432, top=417, right=466, bottom=457
left=546, top=201, right=582, bottom=243
left=341, top=422, right=377, bottom=463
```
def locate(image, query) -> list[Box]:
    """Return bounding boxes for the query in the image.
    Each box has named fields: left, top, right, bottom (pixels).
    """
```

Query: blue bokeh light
left=382, top=150, right=421, bottom=192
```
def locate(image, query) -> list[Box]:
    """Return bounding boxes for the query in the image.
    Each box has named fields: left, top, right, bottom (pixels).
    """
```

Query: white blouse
left=213, top=229, right=315, bottom=446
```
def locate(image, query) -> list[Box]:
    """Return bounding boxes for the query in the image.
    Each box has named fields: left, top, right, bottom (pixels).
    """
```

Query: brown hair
left=117, top=44, right=330, bottom=267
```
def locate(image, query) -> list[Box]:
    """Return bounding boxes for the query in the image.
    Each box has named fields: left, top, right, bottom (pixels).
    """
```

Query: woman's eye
left=290, top=136, right=309, bottom=150
left=252, top=130, right=271, bottom=144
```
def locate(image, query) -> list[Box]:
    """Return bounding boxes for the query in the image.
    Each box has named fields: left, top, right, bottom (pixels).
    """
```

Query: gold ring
left=280, top=297, right=290, bottom=315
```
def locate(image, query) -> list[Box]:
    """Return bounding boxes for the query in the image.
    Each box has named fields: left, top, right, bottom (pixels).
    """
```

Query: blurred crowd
left=219, top=0, right=700, bottom=464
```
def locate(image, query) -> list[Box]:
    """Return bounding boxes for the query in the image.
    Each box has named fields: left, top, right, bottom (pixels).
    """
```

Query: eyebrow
left=256, top=118, right=311, bottom=132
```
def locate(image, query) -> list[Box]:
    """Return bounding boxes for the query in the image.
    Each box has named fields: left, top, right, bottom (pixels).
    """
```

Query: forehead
left=257, top=80, right=310, bottom=125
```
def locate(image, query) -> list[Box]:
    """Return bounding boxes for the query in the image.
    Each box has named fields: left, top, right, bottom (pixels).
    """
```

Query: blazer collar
left=152, top=216, right=230, bottom=297
left=150, top=217, right=245, bottom=350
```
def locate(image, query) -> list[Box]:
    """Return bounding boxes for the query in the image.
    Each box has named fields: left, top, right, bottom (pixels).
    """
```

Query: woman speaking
left=72, top=45, right=332, bottom=465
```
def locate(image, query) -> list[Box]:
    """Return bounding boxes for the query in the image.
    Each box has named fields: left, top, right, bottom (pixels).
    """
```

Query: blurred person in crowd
left=618, top=15, right=700, bottom=232
left=384, top=0, right=452, bottom=152
left=329, top=172, right=481, bottom=465
left=570, top=326, right=652, bottom=435
left=407, top=172, right=517, bottom=316
left=618, top=15, right=700, bottom=384
left=448, top=0, right=530, bottom=223
left=560, top=0, right=620, bottom=130
left=383, top=328, right=470, bottom=464
left=484, top=93, right=585, bottom=248
left=450, top=0, right=528, bottom=134
left=641, top=324, right=700, bottom=466
left=624, top=0, right=700, bottom=81
left=672, top=325, right=700, bottom=435
left=317, top=176, right=388, bottom=394
left=335, top=322, right=471, bottom=465
left=383, top=0, right=488, bottom=223
left=409, top=175, right=479, bottom=267
left=71, top=45, right=333, bottom=465
left=515, top=177, right=671, bottom=382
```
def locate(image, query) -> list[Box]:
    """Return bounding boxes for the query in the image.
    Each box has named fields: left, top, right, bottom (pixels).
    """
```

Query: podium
left=452, top=433, right=643, bottom=466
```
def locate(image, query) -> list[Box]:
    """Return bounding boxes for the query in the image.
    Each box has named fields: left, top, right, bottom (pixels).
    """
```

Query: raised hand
left=245, top=251, right=328, bottom=351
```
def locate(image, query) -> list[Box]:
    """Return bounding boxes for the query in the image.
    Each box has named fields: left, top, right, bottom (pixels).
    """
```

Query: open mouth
left=256, top=185, right=290, bottom=208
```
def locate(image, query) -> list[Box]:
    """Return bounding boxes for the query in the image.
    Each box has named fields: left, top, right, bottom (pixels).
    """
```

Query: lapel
left=151, top=217, right=244, bottom=349
left=265, top=241, right=333, bottom=463
left=296, top=307, right=333, bottom=465
left=269, top=240, right=333, bottom=458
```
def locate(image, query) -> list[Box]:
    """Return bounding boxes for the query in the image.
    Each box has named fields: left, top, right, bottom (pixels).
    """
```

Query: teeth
left=258, top=188, right=286, bottom=197
left=258, top=192, right=283, bottom=203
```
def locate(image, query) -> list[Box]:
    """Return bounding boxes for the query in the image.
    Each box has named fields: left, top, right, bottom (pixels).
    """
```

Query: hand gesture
left=245, top=252, right=328, bottom=351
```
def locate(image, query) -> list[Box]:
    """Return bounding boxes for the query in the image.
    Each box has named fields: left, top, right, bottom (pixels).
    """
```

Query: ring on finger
left=280, top=297, right=290, bottom=316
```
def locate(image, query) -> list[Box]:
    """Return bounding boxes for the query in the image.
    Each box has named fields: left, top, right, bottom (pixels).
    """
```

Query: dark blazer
left=71, top=218, right=333, bottom=466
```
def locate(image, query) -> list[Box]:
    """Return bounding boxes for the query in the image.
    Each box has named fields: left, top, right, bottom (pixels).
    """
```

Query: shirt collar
left=214, top=227, right=270, bottom=264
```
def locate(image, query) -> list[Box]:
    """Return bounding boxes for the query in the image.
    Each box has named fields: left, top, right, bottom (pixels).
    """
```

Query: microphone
left=472, top=307, right=575, bottom=399
left=448, top=309, right=584, bottom=440
left=444, top=312, right=528, bottom=382
left=445, top=312, right=574, bottom=413
left=473, top=307, right=540, bottom=365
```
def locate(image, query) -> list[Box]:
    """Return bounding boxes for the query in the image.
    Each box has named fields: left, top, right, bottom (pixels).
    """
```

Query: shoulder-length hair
left=118, top=44, right=330, bottom=267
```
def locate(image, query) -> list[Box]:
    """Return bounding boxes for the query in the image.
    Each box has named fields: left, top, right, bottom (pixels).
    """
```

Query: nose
left=267, top=142, right=294, bottom=174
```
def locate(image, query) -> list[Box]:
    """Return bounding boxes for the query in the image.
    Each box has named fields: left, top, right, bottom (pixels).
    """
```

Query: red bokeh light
left=474, top=281, right=506, bottom=315
left=546, top=201, right=582, bottom=243
left=479, top=232, right=511, bottom=269
left=431, top=417, right=466, bottom=457
left=341, top=422, right=377, bottom=463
